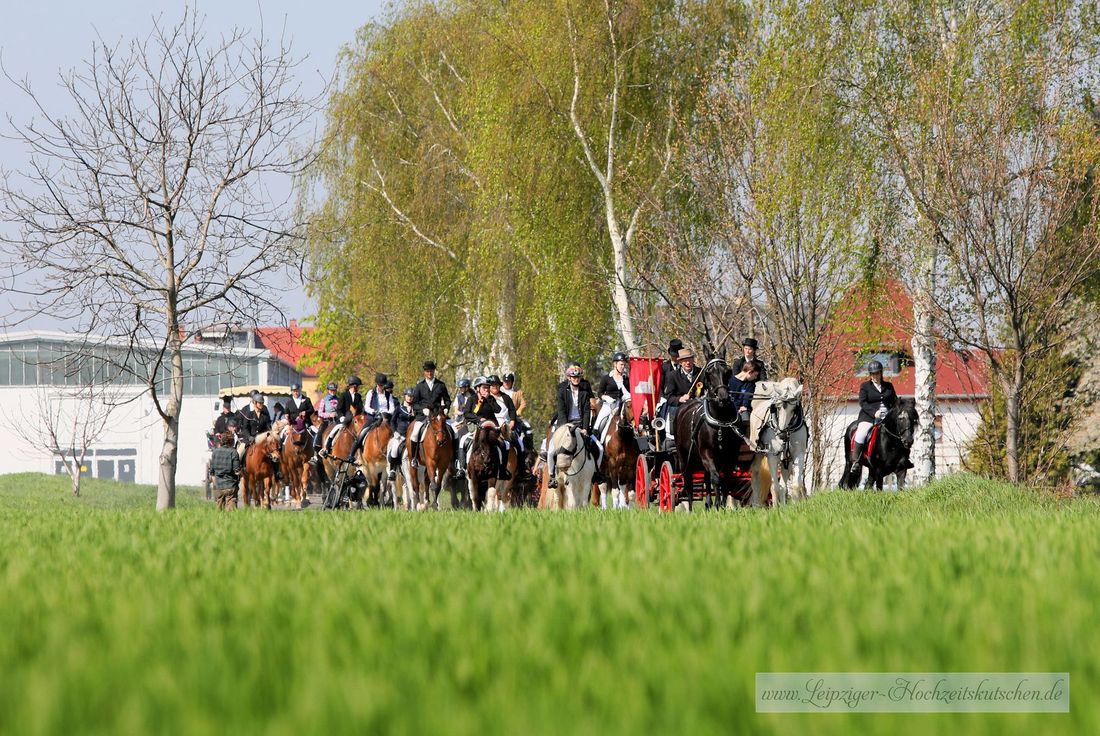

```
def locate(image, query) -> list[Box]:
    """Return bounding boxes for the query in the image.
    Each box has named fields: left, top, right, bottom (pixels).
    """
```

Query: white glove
left=875, top=407, right=887, bottom=419
left=601, top=395, right=615, bottom=404
left=423, top=408, right=430, bottom=416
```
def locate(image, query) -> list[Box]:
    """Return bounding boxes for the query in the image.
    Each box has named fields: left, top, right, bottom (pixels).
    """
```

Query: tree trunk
left=69, top=456, right=82, bottom=498
left=910, top=255, right=937, bottom=485
left=1004, top=357, right=1025, bottom=484
left=156, top=338, right=185, bottom=511
left=606, top=215, right=638, bottom=355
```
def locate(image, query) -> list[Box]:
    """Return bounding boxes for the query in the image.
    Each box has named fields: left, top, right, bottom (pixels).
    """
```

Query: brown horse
left=407, top=410, right=455, bottom=510
left=243, top=432, right=281, bottom=508
left=280, top=424, right=313, bottom=508
left=359, top=417, right=394, bottom=508
left=598, top=399, right=639, bottom=509
left=466, top=421, right=503, bottom=512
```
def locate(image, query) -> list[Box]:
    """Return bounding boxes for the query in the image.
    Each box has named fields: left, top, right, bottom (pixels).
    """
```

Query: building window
left=855, top=351, right=903, bottom=376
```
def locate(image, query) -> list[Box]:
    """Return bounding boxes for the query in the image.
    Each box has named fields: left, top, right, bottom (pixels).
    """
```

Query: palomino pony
left=359, top=418, right=395, bottom=508
left=672, top=357, right=743, bottom=510
left=243, top=432, right=281, bottom=508
left=280, top=424, right=314, bottom=508
left=841, top=400, right=918, bottom=491
left=749, top=378, right=808, bottom=505
left=545, top=423, right=596, bottom=510
left=598, top=398, right=638, bottom=509
left=406, top=410, right=455, bottom=510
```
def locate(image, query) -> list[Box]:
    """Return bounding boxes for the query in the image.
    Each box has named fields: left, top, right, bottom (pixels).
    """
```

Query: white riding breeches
left=594, top=401, right=615, bottom=443
left=387, top=434, right=404, bottom=459
left=854, top=421, right=874, bottom=444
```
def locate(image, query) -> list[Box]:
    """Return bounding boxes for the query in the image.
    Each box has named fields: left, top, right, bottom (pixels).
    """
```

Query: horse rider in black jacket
left=455, top=377, right=511, bottom=480
left=284, top=383, right=315, bottom=431
left=662, top=348, right=703, bottom=443
left=730, top=337, right=768, bottom=382
left=849, top=360, right=899, bottom=474
left=387, top=388, right=418, bottom=480
left=546, top=364, right=605, bottom=488
left=408, top=360, right=453, bottom=468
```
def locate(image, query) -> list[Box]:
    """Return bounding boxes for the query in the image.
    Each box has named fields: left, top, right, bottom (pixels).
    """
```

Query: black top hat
left=668, top=338, right=683, bottom=355
left=423, top=360, right=437, bottom=371
left=743, top=337, right=759, bottom=349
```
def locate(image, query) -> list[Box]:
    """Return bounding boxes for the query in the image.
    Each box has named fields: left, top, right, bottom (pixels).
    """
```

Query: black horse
left=672, top=356, right=746, bottom=510
left=841, top=399, right=918, bottom=490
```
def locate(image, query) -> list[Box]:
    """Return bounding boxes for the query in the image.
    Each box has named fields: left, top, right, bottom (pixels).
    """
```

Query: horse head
left=261, top=434, right=281, bottom=464
left=767, top=377, right=804, bottom=432
left=701, top=358, right=733, bottom=406
left=892, top=399, right=918, bottom=449
left=429, top=409, right=450, bottom=444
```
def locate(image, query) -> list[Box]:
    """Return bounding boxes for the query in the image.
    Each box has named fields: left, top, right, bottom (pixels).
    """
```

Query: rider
left=213, top=397, right=235, bottom=435
left=546, top=364, right=604, bottom=489
left=456, top=377, right=512, bottom=481
left=486, top=375, right=517, bottom=434
left=731, top=337, right=768, bottom=382
left=849, top=359, right=899, bottom=475
left=452, top=378, right=474, bottom=422
left=594, top=352, right=630, bottom=444
left=387, top=388, right=417, bottom=480
left=501, top=373, right=526, bottom=417
left=662, top=347, right=703, bottom=437
left=319, top=375, right=364, bottom=460
left=310, top=382, right=340, bottom=463
left=408, top=360, right=452, bottom=467
left=285, top=383, right=314, bottom=431
left=365, top=373, right=397, bottom=423
left=239, top=393, right=272, bottom=443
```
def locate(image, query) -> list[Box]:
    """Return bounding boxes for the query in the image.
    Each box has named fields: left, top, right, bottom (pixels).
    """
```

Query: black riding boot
left=496, top=448, right=512, bottom=481
left=388, top=455, right=400, bottom=480
left=849, top=443, right=865, bottom=475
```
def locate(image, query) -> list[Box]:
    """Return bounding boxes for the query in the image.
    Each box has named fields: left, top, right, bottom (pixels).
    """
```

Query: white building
left=0, top=330, right=302, bottom=486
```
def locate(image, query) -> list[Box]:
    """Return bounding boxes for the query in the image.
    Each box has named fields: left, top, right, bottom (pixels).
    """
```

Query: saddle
left=850, top=424, right=881, bottom=461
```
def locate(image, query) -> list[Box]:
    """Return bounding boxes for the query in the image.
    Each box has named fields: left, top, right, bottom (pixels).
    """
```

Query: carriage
left=626, top=357, right=756, bottom=511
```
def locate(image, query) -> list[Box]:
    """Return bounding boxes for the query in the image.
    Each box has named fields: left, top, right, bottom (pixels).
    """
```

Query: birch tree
left=0, top=12, right=320, bottom=509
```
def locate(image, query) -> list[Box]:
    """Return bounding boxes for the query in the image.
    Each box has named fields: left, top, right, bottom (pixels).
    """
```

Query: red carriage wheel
left=658, top=460, right=675, bottom=512
left=635, top=454, right=650, bottom=508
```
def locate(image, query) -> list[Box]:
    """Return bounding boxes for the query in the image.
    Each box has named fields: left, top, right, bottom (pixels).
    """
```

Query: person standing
left=209, top=432, right=242, bottom=510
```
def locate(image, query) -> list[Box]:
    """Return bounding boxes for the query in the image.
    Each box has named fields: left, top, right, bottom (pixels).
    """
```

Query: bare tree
left=0, top=12, right=321, bottom=509
left=3, top=382, right=120, bottom=498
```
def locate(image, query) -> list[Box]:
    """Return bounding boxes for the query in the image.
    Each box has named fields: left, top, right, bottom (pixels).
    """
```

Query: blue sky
left=1, top=0, right=387, bottom=326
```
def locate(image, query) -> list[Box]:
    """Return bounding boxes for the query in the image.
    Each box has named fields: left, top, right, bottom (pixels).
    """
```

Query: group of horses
left=234, top=356, right=919, bottom=511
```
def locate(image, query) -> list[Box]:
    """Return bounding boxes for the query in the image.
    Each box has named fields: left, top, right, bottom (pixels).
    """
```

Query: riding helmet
left=404, top=387, right=416, bottom=397
left=347, top=375, right=362, bottom=386
left=254, top=394, right=266, bottom=404
left=867, top=359, right=884, bottom=375
left=472, top=376, right=489, bottom=388
left=290, top=383, right=301, bottom=391
left=458, top=378, right=471, bottom=389
left=502, top=373, right=515, bottom=383
left=612, top=351, right=628, bottom=363
left=423, top=360, right=437, bottom=371
left=326, top=382, right=338, bottom=391
left=374, top=372, right=387, bottom=386
left=385, top=380, right=394, bottom=391
left=227, top=417, right=239, bottom=428
left=566, top=365, right=583, bottom=377
left=487, top=374, right=502, bottom=385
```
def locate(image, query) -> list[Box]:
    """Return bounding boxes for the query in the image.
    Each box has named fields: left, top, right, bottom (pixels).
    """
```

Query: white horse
left=749, top=378, right=809, bottom=505
left=546, top=424, right=596, bottom=510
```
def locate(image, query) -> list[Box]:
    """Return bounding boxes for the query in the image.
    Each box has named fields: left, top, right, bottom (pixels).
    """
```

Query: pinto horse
left=407, top=410, right=455, bottom=509
left=359, top=418, right=394, bottom=508
left=280, top=424, right=313, bottom=508
left=672, top=357, right=745, bottom=510
left=243, top=432, right=281, bottom=508
left=598, top=398, right=638, bottom=509
left=841, top=399, right=918, bottom=490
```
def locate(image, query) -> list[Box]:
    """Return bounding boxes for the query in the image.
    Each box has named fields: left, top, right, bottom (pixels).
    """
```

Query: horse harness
left=764, top=400, right=806, bottom=471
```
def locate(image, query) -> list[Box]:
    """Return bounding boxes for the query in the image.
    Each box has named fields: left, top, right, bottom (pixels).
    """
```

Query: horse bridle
left=765, top=397, right=805, bottom=470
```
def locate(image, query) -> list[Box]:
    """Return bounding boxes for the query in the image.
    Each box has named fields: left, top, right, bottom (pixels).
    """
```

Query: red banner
left=628, top=357, right=664, bottom=427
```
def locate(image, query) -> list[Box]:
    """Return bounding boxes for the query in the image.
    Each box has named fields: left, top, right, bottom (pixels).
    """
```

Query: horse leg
left=771, top=451, right=788, bottom=505
left=896, top=469, right=907, bottom=491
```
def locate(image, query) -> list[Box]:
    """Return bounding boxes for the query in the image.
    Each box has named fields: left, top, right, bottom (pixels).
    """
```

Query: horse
left=841, top=399, right=918, bottom=490
left=466, top=421, right=504, bottom=512
left=242, top=432, right=281, bottom=509
left=280, top=423, right=314, bottom=508
left=359, top=417, right=395, bottom=508
left=406, top=409, right=455, bottom=510
left=598, top=398, right=638, bottom=509
left=672, top=356, right=744, bottom=510
left=749, top=378, right=809, bottom=505
left=545, top=423, right=596, bottom=510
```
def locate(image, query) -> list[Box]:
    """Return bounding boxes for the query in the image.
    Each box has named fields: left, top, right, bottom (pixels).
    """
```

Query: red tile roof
left=821, top=280, right=990, bottom=399
left=254, top=321, right=320, bottom=378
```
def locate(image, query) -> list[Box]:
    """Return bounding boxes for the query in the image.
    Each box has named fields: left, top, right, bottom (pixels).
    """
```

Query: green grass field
left=1, top=473, right=1097, bottom=735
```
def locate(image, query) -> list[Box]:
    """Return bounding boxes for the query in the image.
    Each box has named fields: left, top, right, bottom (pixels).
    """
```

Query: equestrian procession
left=207, top=337, right=917, bottom=511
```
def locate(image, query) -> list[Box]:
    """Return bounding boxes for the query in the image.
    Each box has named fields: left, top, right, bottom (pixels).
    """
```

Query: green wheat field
left=1, top=473, right=1096, bottom=735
